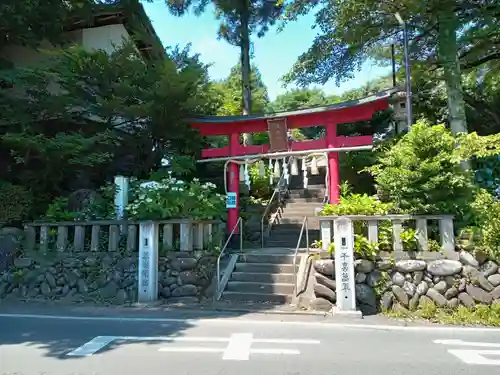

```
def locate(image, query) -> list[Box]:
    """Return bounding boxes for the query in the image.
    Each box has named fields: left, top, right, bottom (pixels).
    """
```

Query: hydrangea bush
left=126, top=175, right=225, bottom=221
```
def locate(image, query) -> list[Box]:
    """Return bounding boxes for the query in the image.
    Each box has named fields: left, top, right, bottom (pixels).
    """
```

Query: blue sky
left=142, top=1, right=392, bottom=100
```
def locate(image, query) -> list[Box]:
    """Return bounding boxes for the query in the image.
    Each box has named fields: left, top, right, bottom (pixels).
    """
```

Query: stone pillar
left=138, top=221, right=159, bottom=303
left=334, top=218, right=361, bottom=317
left=390, top=91, right=409, bottom=134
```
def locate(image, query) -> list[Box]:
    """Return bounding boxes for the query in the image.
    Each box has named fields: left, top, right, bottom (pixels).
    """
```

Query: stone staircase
left=264, top=167, right=327, bottom=248
left=216, top=164, right=328, bottom=306
left=220, top=251, right=298, bottom=304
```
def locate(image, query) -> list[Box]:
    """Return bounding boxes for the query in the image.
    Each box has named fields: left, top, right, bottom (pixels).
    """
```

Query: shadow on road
left=0, top=299, right=283, bottom=360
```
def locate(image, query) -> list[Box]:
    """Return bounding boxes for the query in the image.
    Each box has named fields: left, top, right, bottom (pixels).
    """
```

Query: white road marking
left=67, top=336, right=115, bottom=357
left=251, top=348, right=300, bottom=355
left=158, top=347, right=223, bottom=353
left=4, top=312, right=500, bottom=332
left=66, top=335, right=320, bottom=357
left=222, top=333, right=253, bottom=361
left=447, top=349, right=500, bottom=365
left=434, top=339, right=500, bottom=348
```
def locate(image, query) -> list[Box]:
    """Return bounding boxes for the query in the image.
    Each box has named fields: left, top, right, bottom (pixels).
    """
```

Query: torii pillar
left=227, top=133, right=240, bottom=234
left=325, top=121, right=341, bottom=204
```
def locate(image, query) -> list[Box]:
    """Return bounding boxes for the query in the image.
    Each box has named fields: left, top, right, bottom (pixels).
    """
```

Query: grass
left=385, top=300, right=500, bottom=327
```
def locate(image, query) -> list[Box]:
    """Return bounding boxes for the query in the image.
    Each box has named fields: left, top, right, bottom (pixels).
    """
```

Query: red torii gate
left=188, top=88, right=400, bottom=233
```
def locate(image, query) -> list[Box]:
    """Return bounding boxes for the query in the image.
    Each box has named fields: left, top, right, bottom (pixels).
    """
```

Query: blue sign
left=226, top=192, right=237, bottom=208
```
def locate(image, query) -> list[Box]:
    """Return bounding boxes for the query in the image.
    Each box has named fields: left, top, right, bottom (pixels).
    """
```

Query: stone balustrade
left=319, top=214, right=456, bottom=259
left=23, top=219, right=222, bottom=253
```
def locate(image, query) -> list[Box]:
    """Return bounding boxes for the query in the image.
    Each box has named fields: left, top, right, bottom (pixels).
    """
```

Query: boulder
left=403, top=281, right=416, bottom=297
left=488, top=274, right=500, bottom=287
left=355, top=284, right=376, bottom=307
left=480, top=261, right=499, bottom=278
left=459, top=251, right=479, bottom=268
left=314, top=283, right=337, bottom=303
left=444, top=287, right=459, bottom=299
left=392, top=272, right=405, bottom=287
left=355, top=259, right=375, bottom=273
left=447, top=297, right=459, bottom=308
left=171, top=284, right=198, bottom=297
left=178, top=271, right=200, bottom=285
left=315, top=272, right=336, bottom=291
left=392, top=285, right=409, bottom=307
left=414, top=271, right=424, bottom=284
left=426, top=288, right=448, bottom=307
left=376, top=260, right=393, bottom=271
left=463, top=266, right=494, bottom=292
left=466, top=284, right=493, bottom=304
left=491, top=285, right=500, bottom=300
left=115, top=289, right=128, bottom=304
left=380, top=291, right=393, bottom=311
left=458, top=292, right=475, bottom=307
left=434, top=281, right=448, bottom=294
left=0, top=233, right=21, bottom=272
left=458, top=278, right=467, bottom=292
left=416, top=281, right=429, bottom=296
left=395, top=260, right=427, bottom=273
left=313, top=259, right=334, bottom=277
left=14, top=257, right=33, bottom=269
left=366, top=270, right=383, bottom=287
left=171, top=258, right=197, bottom=271
left=355, top=273, right=367, bottom=284
left=427, top=260, right=462, bottom=276
left=409, top=294, right=420, bottom=311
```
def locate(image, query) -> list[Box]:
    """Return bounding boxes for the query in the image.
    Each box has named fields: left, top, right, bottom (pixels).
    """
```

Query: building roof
left=189, top=87, right=402, bottom=124
left=66, top=0, right=165, bottom=61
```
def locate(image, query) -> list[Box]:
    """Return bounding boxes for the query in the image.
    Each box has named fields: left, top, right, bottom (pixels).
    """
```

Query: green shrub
left=365, top=121, right=474, bottom=217
left=127, top=176, right=225, bottom=220
left=0, top=181, right=33, bottom=224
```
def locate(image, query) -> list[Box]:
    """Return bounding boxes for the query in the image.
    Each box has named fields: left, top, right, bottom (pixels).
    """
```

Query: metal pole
left=391, top=44, right=396, bottom=87
left=403, top=22, right=413, bottom=128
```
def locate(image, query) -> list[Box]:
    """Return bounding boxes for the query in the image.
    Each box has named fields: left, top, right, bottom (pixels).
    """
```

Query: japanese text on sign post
left=334, top=218, right=356, bottom=312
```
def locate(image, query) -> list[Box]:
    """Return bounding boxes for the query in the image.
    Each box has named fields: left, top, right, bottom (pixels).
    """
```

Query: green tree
left=0, top=43, right=216, bottom=216
left=214, top=63, right=270, bottom=116
left=283, top=0, right=500, bottom=136
left=158, top=0, right=284, bottom=145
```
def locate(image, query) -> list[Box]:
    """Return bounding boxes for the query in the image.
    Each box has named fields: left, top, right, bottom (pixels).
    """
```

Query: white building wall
left=0, top=24, right=130, bottom=69
left=81, top=24, right=130, bottom=54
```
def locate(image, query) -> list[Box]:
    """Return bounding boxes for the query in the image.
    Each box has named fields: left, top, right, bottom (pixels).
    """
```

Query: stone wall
left=310, top=252, right=500, bottom=314
left=0, top=251, right=214, bottom=304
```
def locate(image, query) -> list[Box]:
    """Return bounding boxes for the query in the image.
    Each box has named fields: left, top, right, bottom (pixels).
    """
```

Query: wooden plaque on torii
left=267, top=118, right=288, bottom=152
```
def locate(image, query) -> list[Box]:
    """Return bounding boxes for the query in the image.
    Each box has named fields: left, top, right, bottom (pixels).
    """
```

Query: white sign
left=434, top=339, right=500, bottom=365
left=67, top=334, right=320, bottom=360
left=334, top=217, right=356, bottom=312
left=114, top=176, right=129, bottom=220
left=138, top=222, right=159, bottom=302
left=226, top=192, right=237, bottom=208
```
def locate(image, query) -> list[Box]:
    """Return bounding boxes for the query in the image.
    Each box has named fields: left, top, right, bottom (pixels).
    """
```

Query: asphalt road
left=1, top=306, right=500, bottom=375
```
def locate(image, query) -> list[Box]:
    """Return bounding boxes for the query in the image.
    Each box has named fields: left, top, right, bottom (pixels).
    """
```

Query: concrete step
left=288, top=189, right=326, bottom=199
left=234, top=262, right=297, bottom=273
left=238, top=253, right=295, bottom=264
left=221, top=291, right=292, bottom=304
left=226, top=281, right=295, bottom=294
left=283, top=208, right=321, bottom=216
left=277, top=217, right=320, bottom=225
left=230, top=272, right=295, bottom=284
left=286, top=197, right=325, bottom=204
left=284, top=202, right=324, bottom=210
